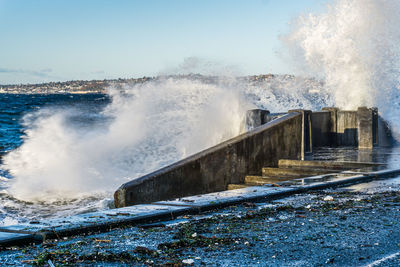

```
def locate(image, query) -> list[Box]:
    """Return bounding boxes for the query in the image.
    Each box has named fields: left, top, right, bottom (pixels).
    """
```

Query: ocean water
left=0, top=94, right=111, bottom=225
left=0, top=94, right=110, bottom=155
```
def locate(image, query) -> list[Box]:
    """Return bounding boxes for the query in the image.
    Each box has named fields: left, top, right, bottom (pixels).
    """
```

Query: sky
left=0, top=0, right=328, bottom=84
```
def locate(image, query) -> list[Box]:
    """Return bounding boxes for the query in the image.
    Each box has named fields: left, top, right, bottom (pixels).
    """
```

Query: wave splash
left=284, top=0, right=400, bottom=135
left=2, top=78, right=250, bottom=203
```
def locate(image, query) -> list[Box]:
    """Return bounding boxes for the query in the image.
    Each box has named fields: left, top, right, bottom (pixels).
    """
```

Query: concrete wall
left=336, top=110, right=358, bottom=146
left=289, top=110, right=312, bottom=158
left=298, top=108, right=361, bottom=148
left=114, top=106, right=392, bottom=208
left=299, top=108, right=360, bottom=148
left=311, top=111, right=331, bottom=147
left=311, top=107, right=388, bottom=148
left=114, top=112, right=302, bottom=208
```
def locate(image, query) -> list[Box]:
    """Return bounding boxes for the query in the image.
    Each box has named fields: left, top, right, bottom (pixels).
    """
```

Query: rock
left=182, top=259, right=194, bottom=265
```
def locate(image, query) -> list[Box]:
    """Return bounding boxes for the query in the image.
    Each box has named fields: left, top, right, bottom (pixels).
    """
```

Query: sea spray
left=283, top=0, right=400, bottom=136
left=3, top=78, right=251, bottom=202
left=243, top=75, right=331, bottom=112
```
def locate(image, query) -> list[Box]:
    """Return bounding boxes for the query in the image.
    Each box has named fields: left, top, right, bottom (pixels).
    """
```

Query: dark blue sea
left=0, top=94, right=111, bottom=225
left=0, top=94, right=109, bottom=156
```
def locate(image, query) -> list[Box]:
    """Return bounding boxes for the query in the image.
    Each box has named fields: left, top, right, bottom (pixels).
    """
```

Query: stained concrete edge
left=0, top=232, right=39, bottom=247
left=1, top=168, right=399, bottom=248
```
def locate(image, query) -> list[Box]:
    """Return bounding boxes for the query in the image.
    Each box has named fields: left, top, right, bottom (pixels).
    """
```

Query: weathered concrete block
left=227, top=184, right=251, bottom=190
left=316, top=107, right=382, bottom=148
left=261, top=167, right=337, bottom=177
left=311, top=111, right=331, bottom=147
left=0, top=232, right=38, bottom=247
left=357, top=107, right=376, bottom=149
left=278, top=159, right=385, bottom=169
left=245, top=175, right=295, bottom=184
left=289, top=109, right=312, bottom=159
left=337, top=110, right=358, bottom=146
left=321, top=107, right=339, bottom=145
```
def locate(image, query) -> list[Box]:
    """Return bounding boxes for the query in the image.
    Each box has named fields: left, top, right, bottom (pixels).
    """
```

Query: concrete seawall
left=114, top=112, right=303, bottom=207
left=311, top=107, right=392, bottom=148
left=114, top=106, right=394, bottom=208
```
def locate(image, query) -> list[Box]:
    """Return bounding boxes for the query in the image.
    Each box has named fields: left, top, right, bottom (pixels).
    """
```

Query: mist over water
left=284, top=0, right=400, bottom=134
left=1, top=0, right=400, bottom=224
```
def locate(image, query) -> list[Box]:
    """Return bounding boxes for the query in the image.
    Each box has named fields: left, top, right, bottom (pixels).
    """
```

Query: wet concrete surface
left=1, top=175, right=400, bottom=266
left=310, top=147, right=400, bottom=169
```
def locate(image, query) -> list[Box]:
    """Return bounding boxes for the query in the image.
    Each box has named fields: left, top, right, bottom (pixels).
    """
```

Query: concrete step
left=278, top=159, right=386, bottom=170
left=262, top=167, right=338, bottom=178
left=227, top=184, right=251, bottom=190
left=244, top=175, right=295, bottom=185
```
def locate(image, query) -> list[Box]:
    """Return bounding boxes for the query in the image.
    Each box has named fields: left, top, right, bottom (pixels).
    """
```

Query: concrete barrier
left=289, top=110, right=312, bottom=159
left=311, top=111, right=331, bottom=147
left=312, top=107, right=392, bottom=148
left=114, top=106, right=394, bottom=208
left=114, top=112, right=303, bottom=208
left=293, top=107, right=382, bottom=149
left=336, top=110, right=358, bottom=146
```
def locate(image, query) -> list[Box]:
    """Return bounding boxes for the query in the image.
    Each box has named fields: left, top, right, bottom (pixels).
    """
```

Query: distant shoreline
left=0, top=76, right=153, bottom=94
left=0, top=74, right=292, bottom=94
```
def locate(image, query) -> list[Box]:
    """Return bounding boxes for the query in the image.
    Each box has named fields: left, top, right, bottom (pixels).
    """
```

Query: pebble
left=182, top=259, right=194, bottom=265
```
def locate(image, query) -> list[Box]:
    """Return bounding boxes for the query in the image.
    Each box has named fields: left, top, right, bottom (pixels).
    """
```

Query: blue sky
left=0, top=0, right=328, bottom=84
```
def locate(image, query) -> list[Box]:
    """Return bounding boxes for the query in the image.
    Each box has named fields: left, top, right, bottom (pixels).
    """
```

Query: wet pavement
left=310, top=147, right=400, bottom=169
